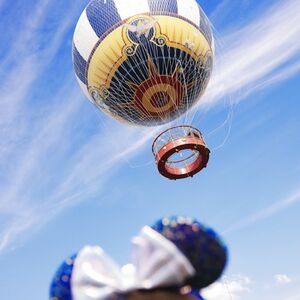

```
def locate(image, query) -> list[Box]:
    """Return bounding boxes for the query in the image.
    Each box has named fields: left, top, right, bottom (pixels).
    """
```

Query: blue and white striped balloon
left=73, top=0, right=214, bottom=126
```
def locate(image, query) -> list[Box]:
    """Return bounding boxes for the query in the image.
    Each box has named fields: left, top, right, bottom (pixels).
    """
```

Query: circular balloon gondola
left=152, top=126, right=210, bottom=180
left=73, top=0, right=214, bottom=179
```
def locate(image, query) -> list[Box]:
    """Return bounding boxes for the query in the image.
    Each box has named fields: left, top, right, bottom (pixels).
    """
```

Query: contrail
left=224, top=188, right=300, bottom=234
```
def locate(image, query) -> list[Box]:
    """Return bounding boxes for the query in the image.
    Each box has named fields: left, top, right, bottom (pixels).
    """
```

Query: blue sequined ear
left=152, top=216, right=228, bottom=289
left=49, top=254, right=77, bottom=300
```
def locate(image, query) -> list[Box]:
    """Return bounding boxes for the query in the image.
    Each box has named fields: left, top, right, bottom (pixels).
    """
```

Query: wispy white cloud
left=203, top=274, right=299, bottom=300
left=202, top=275, right=251, bottom=300
left=284, top=293, right=300, bottom=300
left=0, top=1, right=89, bottom=250
left=0, top=0, right=81, bottom=167
left=274, top=274, right=292, bottom=284
left=201, top=0, right=300, bottom=108
left=0, top=0, right=6, bottom=11
left=1, top=0, right=300, bottom=254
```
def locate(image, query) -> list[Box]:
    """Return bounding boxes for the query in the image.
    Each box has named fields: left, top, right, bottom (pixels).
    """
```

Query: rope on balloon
left=116, top=8, right=182, bottom=168
left=208, top=28, right=237, bottom=152
left=112, top=17, right=204, bottom=128
left=132, top=22, right=207, bottom=169
left=185, top=27, right=237, bottom=153
left=90, top=10, right=216, bottom=171
left=112, top=13, right=188, bottom=169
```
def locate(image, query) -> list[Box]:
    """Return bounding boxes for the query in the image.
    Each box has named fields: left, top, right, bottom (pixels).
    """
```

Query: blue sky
left=0, top=0, right=300, bottom=299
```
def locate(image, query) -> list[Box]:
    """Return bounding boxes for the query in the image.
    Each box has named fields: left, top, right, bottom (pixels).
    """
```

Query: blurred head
left=125, top=290, right=195, bottom=300
left=50, top=216, right=226, bottom=300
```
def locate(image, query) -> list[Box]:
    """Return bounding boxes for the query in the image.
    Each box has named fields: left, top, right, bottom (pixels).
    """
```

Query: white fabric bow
left=71, top=226, right=195, bottom=300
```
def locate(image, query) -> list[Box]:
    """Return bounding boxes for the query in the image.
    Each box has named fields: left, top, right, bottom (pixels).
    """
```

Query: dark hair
left=125, top=290, right=193, bottom=300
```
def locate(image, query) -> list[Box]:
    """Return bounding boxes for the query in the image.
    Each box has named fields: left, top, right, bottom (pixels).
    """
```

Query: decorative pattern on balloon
left=86, top=14, right=212, bottom=126
left=73, top=0, right=214, bottom=127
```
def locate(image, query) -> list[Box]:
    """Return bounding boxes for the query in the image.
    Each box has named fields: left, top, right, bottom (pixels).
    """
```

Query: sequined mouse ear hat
left=50, top=216, right=228, bottom=300
left=151, top=216, right=228, bottom=289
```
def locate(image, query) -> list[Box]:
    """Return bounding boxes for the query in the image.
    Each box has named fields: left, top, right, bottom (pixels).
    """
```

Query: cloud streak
left=224, top=188, right=300, bottom=234
left=284, top=294, right=300, bottom=300
left=274, top=274, right=292, bottom=284
left=201, top=0, right=300, bottom=108
left=203, top=275, right=251, bottom=300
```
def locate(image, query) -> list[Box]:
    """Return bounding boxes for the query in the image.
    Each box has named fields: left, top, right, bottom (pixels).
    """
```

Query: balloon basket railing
left=152, top=126, right=210, bottom=180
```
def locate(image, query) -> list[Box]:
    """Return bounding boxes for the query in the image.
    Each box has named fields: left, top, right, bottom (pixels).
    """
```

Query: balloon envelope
left=73, top=0, right=214, bottom=126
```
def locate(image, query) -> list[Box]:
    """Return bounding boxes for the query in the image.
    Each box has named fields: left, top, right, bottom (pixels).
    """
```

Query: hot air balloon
left=73, top=0, right=214, bottom=179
